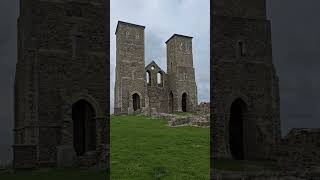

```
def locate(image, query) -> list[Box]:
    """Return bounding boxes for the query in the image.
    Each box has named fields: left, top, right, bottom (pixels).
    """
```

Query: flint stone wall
left=212, top=0, right=281, bottom=160
left=197, top=102, right=210, bottom=115
left=14, top=0, right=109, bottom=169
left=278, top=129, right=320, bottom=173
left=212, top=169, right=320, bottom=180
left=151, top=113, right=209, bottom=127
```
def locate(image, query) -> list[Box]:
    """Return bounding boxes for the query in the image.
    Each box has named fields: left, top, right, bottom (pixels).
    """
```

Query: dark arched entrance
left=132, top=93, right=140, bottom=111
left=72, top=100, right=96, bottom=156
left=182, top=93, right=187, bottom=112
left=229, top=98, right=247, bottom=160
left=169, top=92, right=174, bottom=113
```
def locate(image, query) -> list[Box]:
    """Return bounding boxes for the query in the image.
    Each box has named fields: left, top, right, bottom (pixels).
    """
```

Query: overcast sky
left=110, top=0, right=211, bottom=113
left=267, top=0, right=320, bottom=135
left=0, top=0, right=320, bottom=162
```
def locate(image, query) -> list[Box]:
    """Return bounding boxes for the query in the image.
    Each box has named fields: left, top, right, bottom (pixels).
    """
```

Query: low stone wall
left=150, top=113, right=209, bottom=127
left=278, top=129, right=320, bottom=174
left=197, top=102, right=210, bottom=115
left=212, top=170, right=310, bottom=180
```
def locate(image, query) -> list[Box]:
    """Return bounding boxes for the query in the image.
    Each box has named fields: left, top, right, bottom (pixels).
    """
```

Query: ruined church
left=114, top=21, right=198, bottom=115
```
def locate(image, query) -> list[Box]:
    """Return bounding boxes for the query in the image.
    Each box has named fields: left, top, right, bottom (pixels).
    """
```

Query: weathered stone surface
left=196, top=102, right=210, bottom=115
left=211, top=1, right=320, bottom=178
left=14, top=0, right=109, bottom=169
left=56, top=145, right=76, bottom=168
left=150, top=113, right=209, bottom=128
left=212, top=170, right=306, bottom=180
left=76, top=151, right=98, bottom=168
left=114, top=21, right=198, bottom=115
left=278, top=129, right=320, bottom=173
left=12, top=145, right=37, bottom=169
left=212, top=0, right=281, bottom=160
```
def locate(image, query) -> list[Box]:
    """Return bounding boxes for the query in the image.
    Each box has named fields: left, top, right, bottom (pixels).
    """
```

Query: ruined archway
left=72, top=100, right=96, bottom=156
left=132, top=93, right=140, bottom=111
left=169, top=91, right=174, bottom=113
left=182, top=93, right=187, bottom=112
left=229, top=98, right=247, bottom=160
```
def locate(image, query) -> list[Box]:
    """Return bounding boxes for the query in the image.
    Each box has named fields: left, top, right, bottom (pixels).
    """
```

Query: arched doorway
left=72, top=100, right=96, bottom=156
left=132, top=93, right=140, bottom=111
left=181, top=93, right=187, bottom=112
left=169, top=91, right=174, bottom=113
left=229, top=98, right=247, bottom=160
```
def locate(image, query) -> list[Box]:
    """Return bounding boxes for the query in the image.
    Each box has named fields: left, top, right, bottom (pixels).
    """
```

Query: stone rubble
left=150, top=112, right=210, bottom=128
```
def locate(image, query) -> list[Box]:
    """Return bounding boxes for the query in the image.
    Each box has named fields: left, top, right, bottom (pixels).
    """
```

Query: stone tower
left=14, top=0, right=108, bottom=168
left=114, top=21, right=148, bottom=114
left=212, top=0, right=281, bottom=160
left=166, top=34, right=198, bottom=112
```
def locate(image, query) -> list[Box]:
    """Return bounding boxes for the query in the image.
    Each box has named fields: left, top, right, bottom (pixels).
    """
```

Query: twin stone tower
left=114, top=21, right=198, bottom=115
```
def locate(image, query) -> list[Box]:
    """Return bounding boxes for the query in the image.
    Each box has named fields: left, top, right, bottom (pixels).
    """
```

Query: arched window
left=238, top=41, right=246, bottom=57
left=146, top=71, right=151, bottom=85
left=157, top=72, right=161, bottom=84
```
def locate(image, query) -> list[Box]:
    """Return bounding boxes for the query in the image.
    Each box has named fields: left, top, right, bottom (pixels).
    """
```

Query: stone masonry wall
left=166, top=35, right=198, bottom=112
left=212, top=0, right=281, bottom=160
left=146, top=61, right=169, bottom=113
left=114, top=21, right=147, bottom=114
left=197, top=102, right=210, bottom=115
left=14, top=0, right=109, bottom=168
left=212, top=0, right=267, bottom=19
left=278, top=129, right=320, bottom=173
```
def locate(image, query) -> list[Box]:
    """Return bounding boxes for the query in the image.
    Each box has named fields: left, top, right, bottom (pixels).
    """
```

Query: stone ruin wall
left=278, top=129, right=320, bottom=173
left=145, top=62, right=170, bottom=113
left=197, top=102, right=210, bottom=115
left=212, top=12, right=281, bottom=161
left=14, top=0, right=109, bottom=169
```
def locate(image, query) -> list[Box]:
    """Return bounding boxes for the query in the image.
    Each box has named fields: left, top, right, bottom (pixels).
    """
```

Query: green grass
left=111, top=115, right=210, bottom=180
left=0, top=168, right=107, bottom=180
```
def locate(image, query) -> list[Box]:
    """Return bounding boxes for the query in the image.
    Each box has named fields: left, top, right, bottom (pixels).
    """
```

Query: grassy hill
left=111, top=115, right=210, bottom=179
